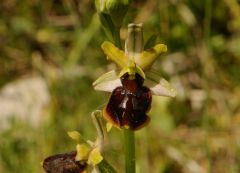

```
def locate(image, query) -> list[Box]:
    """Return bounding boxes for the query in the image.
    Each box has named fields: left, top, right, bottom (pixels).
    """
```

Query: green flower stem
left=124, top=129, right=136, bottom=173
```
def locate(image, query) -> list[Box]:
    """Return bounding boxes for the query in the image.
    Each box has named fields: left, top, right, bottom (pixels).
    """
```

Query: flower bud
left=106, top=0, right=130, bottom=27
left=95, top=0, right=130, bottom=27
left=95, top=0, right=116, bottom=42
left=95, top=0, right=108, bottom=13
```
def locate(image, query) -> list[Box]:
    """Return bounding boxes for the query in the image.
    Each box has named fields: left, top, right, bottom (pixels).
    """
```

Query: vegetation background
left=0, top=0, right=240, bottom=173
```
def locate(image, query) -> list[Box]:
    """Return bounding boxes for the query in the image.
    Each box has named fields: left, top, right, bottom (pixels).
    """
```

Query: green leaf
left=98, top=159, right=117, bottom=173
left=106, top=0, right=130, bottom=27
left=98, top=12, right=116, bottom=42
left=144, top=34, right=157, bottom=49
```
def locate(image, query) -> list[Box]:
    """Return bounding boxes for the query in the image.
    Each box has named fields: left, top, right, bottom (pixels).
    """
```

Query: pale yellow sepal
left=75, top=144, right=91, bottom=161
left=101, top=41, right=129, bottom=68
left=137, top=44, right=167, bottom=70
left=67, top=131, right=81, bottom=142
left=106, top=122, right=113, bottom=132
left=92, top=70, right=118, bottom=87
left=87, top=148, right=103, bottom=166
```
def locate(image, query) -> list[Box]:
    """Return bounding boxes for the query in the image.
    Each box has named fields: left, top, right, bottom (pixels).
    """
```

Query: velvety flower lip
left=102, top=72, right=152, bottom=130
left=43, top=151, right=87, bottom=173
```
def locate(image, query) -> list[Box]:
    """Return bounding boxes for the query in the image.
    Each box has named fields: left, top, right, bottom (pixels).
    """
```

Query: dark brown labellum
left=43, top=151, right=87, bottom=173
left=103, top=73, right=152, bottom=130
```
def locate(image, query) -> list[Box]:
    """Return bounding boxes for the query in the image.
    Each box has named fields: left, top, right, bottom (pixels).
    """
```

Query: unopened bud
left=95, top=0, right=107, bottom=13
left=96, top=0, right=130, bottom=27
left=106, top=0, right=130, bottom=27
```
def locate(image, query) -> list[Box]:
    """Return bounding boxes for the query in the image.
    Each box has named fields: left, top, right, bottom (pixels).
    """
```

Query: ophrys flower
left=93, top=24, right=176, bottom=130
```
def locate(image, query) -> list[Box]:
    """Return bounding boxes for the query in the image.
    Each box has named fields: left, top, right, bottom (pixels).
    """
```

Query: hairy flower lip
left=102, top=72, right=152, bottom=130
left=43, top=151, right=87, bottom=173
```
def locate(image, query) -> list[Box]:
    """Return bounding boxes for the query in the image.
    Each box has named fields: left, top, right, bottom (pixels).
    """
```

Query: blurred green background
left=0, top=0, right=240, bottom=173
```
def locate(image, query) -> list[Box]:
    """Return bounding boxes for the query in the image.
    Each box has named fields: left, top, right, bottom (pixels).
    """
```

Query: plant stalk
left=124, top=129, right=136, bottom=173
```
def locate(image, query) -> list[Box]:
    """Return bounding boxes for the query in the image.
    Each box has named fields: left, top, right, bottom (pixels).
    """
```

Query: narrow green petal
left=87, top=148, right=103, bottom=166
left=106, top=122, right=113, bottom=132
left=137, top=44, right=167, bottom=70
left=91, top=110, right=105, bottom=145
left=75, top=144, right=91, bottom=161
left=101, top=41, right=129, bottom=68
left=67, top=131, right=81, bottom=142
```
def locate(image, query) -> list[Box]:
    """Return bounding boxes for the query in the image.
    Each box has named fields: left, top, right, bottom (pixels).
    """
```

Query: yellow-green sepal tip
left=137, top=44, right=167, bottom=70
left=101, top=41, right=129, bottom=68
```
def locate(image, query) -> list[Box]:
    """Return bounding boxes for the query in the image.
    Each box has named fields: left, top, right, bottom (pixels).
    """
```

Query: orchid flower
left=93, top=23, right=177, bottom=130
